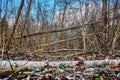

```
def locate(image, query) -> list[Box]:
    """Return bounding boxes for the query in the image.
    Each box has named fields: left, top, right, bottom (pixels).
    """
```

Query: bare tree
left=19, top=0, right=33, bottom=44
left=5, top=0, right=24, bottom=51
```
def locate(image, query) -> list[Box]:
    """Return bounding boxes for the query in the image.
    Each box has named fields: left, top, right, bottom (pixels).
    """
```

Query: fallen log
left=84, top=59, right=120, bottom=68
left=0, top=60, right=78, bottom=69
left=0, top=59, right=120, bottom=70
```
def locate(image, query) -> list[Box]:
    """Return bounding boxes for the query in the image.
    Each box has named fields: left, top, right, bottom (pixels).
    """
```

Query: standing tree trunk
left=111, top=0, right=118, bottom=51
left=5, top=0, right=24, bottom=51
left=61, top=0, right=67, bottom=40
left=102, top=0, right=108, bottom=45
left=102, top=0, right=108, bottom=27
left=112, top=20, right=120, bottom=51
left=19, top=0, right=33, bottom=44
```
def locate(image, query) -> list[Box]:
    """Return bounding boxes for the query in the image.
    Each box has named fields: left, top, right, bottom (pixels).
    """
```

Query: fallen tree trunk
left=0, top=59, right=120, bottom=70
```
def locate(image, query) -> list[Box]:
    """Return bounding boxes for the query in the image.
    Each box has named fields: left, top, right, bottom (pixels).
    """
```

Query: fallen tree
left=0, top=59, right=120, bottom=70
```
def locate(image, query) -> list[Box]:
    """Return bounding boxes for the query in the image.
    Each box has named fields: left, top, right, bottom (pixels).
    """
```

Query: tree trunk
left=19, top=0, right=32, bottom=44
left=5, top=0, right=24, bottom=51
left=1, top=59, right=120, bottom=70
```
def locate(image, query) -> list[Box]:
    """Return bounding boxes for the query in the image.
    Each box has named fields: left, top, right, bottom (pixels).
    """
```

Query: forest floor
left=0, top=49, right=120, bottom=80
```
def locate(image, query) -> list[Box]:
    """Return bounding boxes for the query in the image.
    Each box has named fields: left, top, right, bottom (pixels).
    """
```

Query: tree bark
left=1, top=59, right=120, bottom=70
left=19, top=0, right=32, bottom=44
left=5, top=0, right=24, bottom=51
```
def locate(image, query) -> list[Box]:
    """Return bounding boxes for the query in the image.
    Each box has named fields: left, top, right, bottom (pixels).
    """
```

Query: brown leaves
left=38, top=74, right=52, bottom=80
left=83, top=70, right=94, bottom=76
left=76, top=61, right=84, bottom=70
left=109, top=62, right=120, bottom=71
left=60, top=77, right=69, bottom=80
